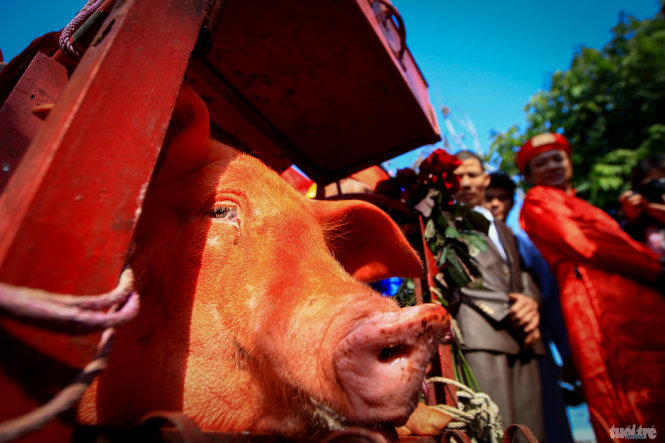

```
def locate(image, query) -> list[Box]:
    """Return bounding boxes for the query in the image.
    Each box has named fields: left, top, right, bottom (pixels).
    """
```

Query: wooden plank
left=184, top=61, right=294, bottom=174
left=0, top=0, right=207, bottom=293
left=0, top=0, right=207, bottom=440
left=0, top=52, right=68, bottom=193
left=202, top=0, right=440, bottom=184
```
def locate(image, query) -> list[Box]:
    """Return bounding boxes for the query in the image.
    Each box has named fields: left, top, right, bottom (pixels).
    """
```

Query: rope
left=0, top=328, right=114, bottom=442
left=427, top=376, right=504, bottom=443
left=0, top=269, right=138, bottom=333
left=0, top=269, right=138, bottom=442
left=58, top=0, right=106, bottom=58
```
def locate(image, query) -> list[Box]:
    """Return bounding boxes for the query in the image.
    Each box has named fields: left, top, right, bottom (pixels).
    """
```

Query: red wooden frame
left=0, top=0, right=207, bottom=293
left=0, top=0, right=452, bottom=440
left=0, top=1, right=207, bottom=439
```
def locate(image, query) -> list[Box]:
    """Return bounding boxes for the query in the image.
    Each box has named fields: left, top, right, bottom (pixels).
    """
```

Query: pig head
left=78, top=87, right=450, bottom=438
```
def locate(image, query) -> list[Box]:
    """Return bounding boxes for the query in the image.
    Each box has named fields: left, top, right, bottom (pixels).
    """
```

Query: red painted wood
left=0, top=0, right=207, bottom=439
left=356, top=0, right=437, bottom=122
left=0, top=52, right=68, bottom=193
left=0, top=0, right=207, bottom=293
left=437, top=344, right=459, bottom=408
left=416, top=216, right=459, bottom=407
left=1, top=1, right=444, bottom=438
left=201, top=0, right=440, bottom=184
left=184, top=63, right=294, bottom=174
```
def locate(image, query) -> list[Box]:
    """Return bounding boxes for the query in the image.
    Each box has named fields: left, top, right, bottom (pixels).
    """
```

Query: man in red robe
left=517, top=133, right=665, bottom=442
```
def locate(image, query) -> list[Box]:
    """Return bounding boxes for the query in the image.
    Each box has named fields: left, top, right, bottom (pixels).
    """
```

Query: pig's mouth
left=309, top=397, right=399, bottom=439
left=329, top=304, right=449, bottom=428
left=309, top=397, right=355, bottom=430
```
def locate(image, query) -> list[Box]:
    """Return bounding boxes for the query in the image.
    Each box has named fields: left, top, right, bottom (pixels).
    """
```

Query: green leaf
left=394, top=278, right=416, bottom=307
left=436, top=245, right=450, bottom=268
left=424, top=219, right=436, bottom=240
left=467, top=211, right=491, bottom=234
left=445, top=248, right=471, bottom=288
left=437, top=213, right=451, bottom=229
left=444, top=225, right=461, bottom=239
left=463, top=232, right=488, bottom=253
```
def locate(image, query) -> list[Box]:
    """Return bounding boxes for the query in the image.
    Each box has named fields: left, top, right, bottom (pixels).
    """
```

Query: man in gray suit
left=452, top=151, right=545, bottom=440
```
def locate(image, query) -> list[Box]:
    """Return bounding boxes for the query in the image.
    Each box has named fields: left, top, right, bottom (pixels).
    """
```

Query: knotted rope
left=0, top=270, right=137, bottom=333
left=427, top=376, right=503, bottom=443
left=58, top=0, right=107, bottom=58
left=0, top=269, right=138, bottom=442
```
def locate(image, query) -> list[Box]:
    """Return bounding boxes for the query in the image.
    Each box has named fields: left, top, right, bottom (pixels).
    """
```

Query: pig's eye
left=209, top=205, right=238, bottom=222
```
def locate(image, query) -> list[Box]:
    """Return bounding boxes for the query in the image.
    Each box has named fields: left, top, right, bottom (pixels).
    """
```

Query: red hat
left=517, top=132, right=571, bottom=173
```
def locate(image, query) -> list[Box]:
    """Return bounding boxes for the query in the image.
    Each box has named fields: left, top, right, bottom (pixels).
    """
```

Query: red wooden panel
left=0, top=52, right=68, bottom=193
left=184, top=62, right=295, bottom=173
left=202, top=0, right=440, bottom=184
left=357, top=0, right=436, bottom=123
left=0, top=0, right=207, bottom=439
left=0, top=0, right=207, bottom=294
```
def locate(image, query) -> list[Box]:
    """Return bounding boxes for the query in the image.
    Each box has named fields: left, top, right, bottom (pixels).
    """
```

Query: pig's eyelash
left=209, top=205, right=238, bottom=222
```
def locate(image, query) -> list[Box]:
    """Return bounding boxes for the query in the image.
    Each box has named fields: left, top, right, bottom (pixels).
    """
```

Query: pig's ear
left=315, top=200, right=423, bottom=282
left=157, top=86, right=213, bottom=180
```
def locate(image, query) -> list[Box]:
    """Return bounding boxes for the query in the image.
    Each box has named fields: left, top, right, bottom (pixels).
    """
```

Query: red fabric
left=517, top=132, right=571, bottom=173
left=520, top=186, right=665, bottom=441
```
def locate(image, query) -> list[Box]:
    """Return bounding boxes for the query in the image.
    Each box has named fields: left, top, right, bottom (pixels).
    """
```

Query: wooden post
left=0, top=0, right=207, bottom=439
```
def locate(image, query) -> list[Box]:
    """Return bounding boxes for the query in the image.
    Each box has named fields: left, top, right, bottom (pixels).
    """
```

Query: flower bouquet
left=375, top=149, right=489, bottom=307
left=375, top=148, right=503, bottom=441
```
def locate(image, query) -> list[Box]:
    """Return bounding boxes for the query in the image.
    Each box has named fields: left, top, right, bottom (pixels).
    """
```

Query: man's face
left=525, top=149, right=573, bottom=190
left=485, top=187, right=514, bottom=221
left=454, top=158, right=490, bottom=207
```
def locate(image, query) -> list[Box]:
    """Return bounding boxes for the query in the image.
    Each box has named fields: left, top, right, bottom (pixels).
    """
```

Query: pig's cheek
left=205, top=215, right=242, bottom=247
left=205, top=231, right=239, bottom=249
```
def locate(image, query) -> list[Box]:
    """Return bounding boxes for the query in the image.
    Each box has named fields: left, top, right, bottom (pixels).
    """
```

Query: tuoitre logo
left=609, top=425, right=657, bottom=440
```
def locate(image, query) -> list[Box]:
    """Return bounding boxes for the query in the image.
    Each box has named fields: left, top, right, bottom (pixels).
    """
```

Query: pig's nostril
left=378, top=344, right=411, bottom=363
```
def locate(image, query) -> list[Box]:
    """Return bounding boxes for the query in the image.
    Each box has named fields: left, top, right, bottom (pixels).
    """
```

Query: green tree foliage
left=488, top=13, right=665, bottom=212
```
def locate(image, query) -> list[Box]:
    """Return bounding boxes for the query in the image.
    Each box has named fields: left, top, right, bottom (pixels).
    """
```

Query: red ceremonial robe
left=520, top=186, right=665, bottom=442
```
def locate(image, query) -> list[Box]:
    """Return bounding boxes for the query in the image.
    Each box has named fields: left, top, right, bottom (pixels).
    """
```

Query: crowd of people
left=326, top=133, right=664, bottom=441
left=443, top=135, right=665, bottom=442
left=363, top=134, right=664, bottom=442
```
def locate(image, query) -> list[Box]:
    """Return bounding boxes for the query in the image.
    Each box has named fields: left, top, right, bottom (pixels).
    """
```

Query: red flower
left=419, top=149, right=462, bottom=177
left=418, top=149, right=462, bottom=199
left=375, top=150, right=462, bottom=208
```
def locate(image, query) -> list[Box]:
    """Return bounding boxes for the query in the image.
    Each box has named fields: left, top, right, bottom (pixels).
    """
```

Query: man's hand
left=619, top=190, right=645, bottom=222
left=523, top=328, right=541, bottom=349
left=508, top=292, right=540, bottom=337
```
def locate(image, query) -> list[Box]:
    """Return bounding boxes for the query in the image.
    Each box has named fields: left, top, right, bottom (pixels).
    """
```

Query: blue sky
left=387, top=0, right=662, bottom=171
left=1, top=2, right=84, bottom=61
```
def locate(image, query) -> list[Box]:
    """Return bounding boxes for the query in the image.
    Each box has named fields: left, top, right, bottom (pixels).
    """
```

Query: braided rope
left=0, top=269, right=138, bottom=333
left=427, top=376, right=503, bottom=443
left=0, top=269, right=138, bottom=442
left=58, top=0, right=106, bottom=58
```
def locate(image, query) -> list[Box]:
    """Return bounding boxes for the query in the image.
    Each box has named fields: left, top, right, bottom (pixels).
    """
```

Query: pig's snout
left=333, top=304, right=450, bottom=425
